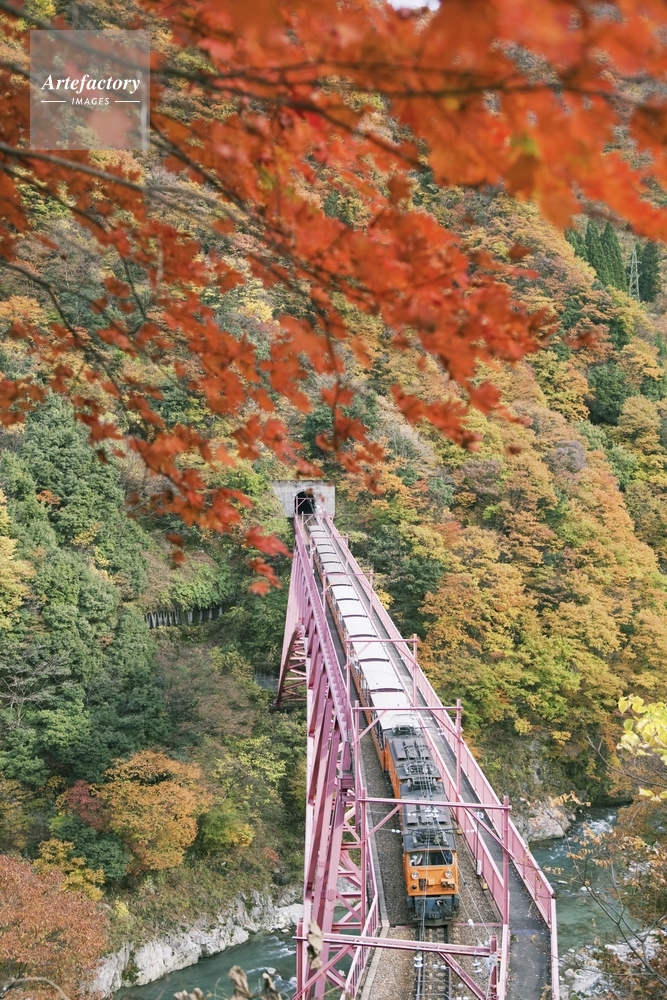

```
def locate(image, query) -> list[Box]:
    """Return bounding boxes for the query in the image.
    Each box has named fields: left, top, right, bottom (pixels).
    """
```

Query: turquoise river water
left=116, top=809, right=626, bottom=1000
left=531, top=806, right=634, bottom=952
left=116, top=932, right=298, bottom=1000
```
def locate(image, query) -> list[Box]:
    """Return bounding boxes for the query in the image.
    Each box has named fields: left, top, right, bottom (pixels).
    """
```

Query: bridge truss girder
left=278, top=524, right=371, bottom=999
left=276, top=517, right=549, bottom=1000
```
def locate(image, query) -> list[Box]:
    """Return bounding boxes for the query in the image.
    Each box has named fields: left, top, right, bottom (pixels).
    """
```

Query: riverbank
left=96, top=808, right=625, bottom=998
left=115, top=932, right=298, bottom=1000
left=514, top=795, right=578, bottom=841
left=531, top=807, right=626, bottom=953
left=91, top=889, right=302, bottom=996
left=531, top=807, right=660, bottom=999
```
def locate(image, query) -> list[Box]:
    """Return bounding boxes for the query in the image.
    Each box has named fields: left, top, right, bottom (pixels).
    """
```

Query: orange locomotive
left=385, top=725, right=460, bottom=924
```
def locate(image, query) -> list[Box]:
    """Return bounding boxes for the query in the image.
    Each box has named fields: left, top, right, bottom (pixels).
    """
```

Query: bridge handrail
left=294, top=520, right=353, bottom=740
left=324, top=518, right=555, bottom=930
left=550, top=897, right=560, bottom=1000
left=344, top=895, right=379, bottom=997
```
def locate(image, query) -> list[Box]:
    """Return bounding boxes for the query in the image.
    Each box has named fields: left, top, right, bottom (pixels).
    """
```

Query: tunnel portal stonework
left=271, top=480, right=336, bottom=517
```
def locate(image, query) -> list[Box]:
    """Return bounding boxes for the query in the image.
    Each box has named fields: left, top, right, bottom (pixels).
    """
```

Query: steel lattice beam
left=277, top=515, right=557, bottom=1000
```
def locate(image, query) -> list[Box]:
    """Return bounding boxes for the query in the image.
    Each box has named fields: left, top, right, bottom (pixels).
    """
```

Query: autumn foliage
left=4, top=4, right=667, bottom=984
left=2, top=2, right=667, bottom=569
left=92, top=750, right=211, bottom=872
left=0, top=854, right=108, bottom=996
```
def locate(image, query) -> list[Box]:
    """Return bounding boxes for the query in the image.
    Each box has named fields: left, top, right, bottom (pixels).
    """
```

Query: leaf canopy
left=3, top=1, right=667, bottom=554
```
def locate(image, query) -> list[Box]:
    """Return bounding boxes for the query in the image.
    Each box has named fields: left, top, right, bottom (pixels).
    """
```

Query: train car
left=351, top=657, right=406, bottom=761
left=332, top=598, right=369, bottom=635
left=327, top=583, right=358, bottom=607
left=307, top=519, right=460, bottom=925
left=343, top=616, right=377, bottom=640
left=387, top=732, right=460, bottom=923
left=368, top=689, right=413, bottom=761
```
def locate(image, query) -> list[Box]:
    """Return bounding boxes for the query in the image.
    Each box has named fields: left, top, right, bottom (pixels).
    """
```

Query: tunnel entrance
left=271, top=480, right=335, bottom=517
left=294, top=489, right=316, bottom=516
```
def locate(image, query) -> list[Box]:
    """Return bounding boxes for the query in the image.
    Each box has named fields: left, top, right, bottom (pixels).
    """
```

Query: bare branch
left=0, top=977, right=73, bottom=1000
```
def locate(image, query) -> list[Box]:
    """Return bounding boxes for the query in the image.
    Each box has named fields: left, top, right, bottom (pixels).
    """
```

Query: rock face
left=558, top=948, right=604, bottom=1000
left=89, top=889, right=303, bottom=996
left=513, top=797, right=577, bottom=842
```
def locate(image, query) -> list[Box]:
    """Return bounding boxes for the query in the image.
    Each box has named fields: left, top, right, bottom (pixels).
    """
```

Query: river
left=116, top=932, right=298, bottom=1000
left=531, top=806, right=634, bottom=952
left=116, top=808, right=625, bottom=1000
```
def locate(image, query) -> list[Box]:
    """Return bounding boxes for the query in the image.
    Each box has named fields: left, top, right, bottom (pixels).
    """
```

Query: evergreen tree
left=628, top=242, right=641, bottom=300
left=565, top=227, right=587, bottom=261
left=601, top=222, right=626, bottom=290
left=586, top=361, right=634, bottom=424
left=585, top=220, right=611, bottom=285
left=638, top=241, right=662, bottom=302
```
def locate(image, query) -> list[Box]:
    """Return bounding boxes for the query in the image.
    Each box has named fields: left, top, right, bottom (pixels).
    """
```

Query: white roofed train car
left=314, top=549, right=344, bottom=576
left=357, top=659, right=403, bottom=701
left=313, top=542, right=337, bottom=558
left=365, top=689, right=415, bottom=765
left=332, top=597, right=366, bottom=633
left=327, top=583, right=357, bottom=604
left=341, top=613, right=376, bottom=637
left=315, top=544, right=341, bottom=561
left=348, top=651, right=399, bottom=700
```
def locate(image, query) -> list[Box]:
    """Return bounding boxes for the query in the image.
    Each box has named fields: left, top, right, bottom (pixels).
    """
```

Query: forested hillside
left=3, top=182, right=667, bottom=956
left=5, top=1, right=667, bottom=996
left=0, top=389, right=303, bottom=966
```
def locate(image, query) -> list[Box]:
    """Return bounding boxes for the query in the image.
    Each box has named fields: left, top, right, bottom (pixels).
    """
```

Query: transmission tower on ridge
left=629, top=243, right=641, bottom=301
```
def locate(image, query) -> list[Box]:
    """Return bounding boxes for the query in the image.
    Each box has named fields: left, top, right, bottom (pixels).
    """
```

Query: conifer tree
left=638, top=241, right=662, bottom=302
left=601, top=222, right=626, bottom=290
left=585, top=220, right=611, bottom=286
left=566, top=228, right=587, bottom=261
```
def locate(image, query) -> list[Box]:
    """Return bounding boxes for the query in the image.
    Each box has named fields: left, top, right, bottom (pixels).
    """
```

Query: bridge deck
left=320, top=578, right=501, bottom=998
left=319, top=520, right=552, bottom=1000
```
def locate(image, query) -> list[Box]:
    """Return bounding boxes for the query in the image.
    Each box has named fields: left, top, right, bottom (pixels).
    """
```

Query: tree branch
left=0, top=977, right=73, bottom=1000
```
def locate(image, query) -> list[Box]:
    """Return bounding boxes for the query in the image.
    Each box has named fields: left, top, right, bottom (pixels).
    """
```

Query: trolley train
left=308, top=520, right=460, bottom=925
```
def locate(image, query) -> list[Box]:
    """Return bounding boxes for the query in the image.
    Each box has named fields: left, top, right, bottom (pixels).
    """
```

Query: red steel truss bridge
left=276, top=514, right=559, bottom=1000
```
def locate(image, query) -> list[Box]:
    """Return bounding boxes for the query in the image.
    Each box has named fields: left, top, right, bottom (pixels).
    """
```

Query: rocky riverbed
left=513, top=796, right=578, bottom=841
left=559, top=945, right=608, bottom=999
left=557, top=929, right=667, bottom=999
left=531, top=807, right=665, bottom=999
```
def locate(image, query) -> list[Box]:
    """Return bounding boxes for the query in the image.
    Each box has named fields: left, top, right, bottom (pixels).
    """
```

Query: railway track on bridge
left=414, top=926, right=451, bottom=1000
left=276, top=507, right=558, bottom=1000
